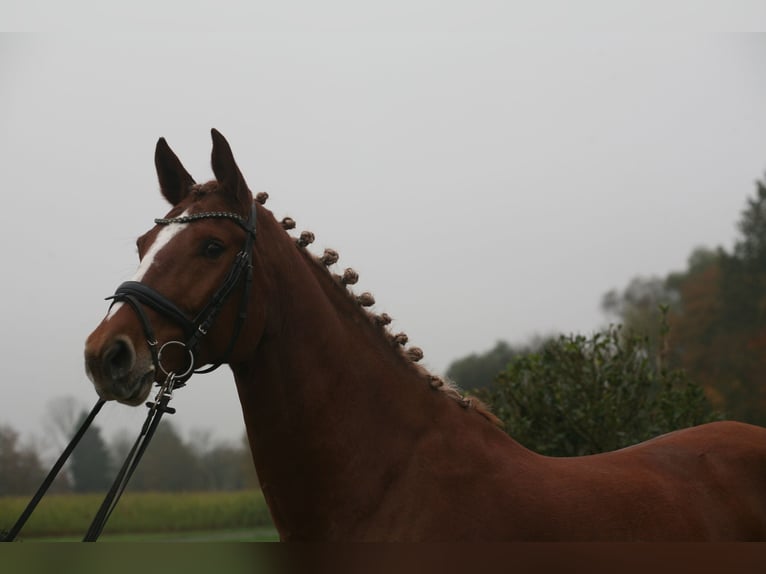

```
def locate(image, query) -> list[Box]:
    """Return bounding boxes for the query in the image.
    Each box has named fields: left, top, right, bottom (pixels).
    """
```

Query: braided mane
left=257, top=192, right=502, bottom=428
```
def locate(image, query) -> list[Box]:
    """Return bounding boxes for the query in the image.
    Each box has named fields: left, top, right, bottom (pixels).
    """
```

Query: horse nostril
left=103, top=337, right=136, bottom=381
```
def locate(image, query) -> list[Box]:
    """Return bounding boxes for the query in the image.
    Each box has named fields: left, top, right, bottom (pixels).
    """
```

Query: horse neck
left=229, top=211, right=489, bottom=536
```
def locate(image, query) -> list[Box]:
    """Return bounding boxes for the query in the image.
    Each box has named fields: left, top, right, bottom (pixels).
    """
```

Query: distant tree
left=602, top=175, right=766, bottom=426
left=108, top=430, right=133, bottom=466
left=664, top=253, right=727, bottom=405
left=39, top=395, right=89, bottom=488
left=43, top=396, right=85, bottom=451
left=197, top=444, right=248, bottom=491
left=191, top=429, right=259, bottom=491
left=69, top=411, right=111, bottom=493
left=239, top=432, right=259, bottom=490
left=602, top=275, right=678, bottom=351
left=705, top=178, right=766, bottom=424
left=129, top=422, right=204, bottom=491
left=666, top=178, right=766, bottom=425
left=476, top=320, right=720, bottom=457
left=446, top=340, right=537, bottom=391
left=0, top=425, right=45, bottom=495
left=110, top=425, right=259, bottom=492
left=731, top=178, right=766, bottom=267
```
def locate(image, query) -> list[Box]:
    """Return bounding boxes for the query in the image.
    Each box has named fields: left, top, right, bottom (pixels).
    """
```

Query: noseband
left=108, top=203, right=257, bottom=385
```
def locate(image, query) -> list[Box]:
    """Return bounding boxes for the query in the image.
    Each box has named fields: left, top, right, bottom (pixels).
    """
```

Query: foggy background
left=2, top=4, right=766, bottom=455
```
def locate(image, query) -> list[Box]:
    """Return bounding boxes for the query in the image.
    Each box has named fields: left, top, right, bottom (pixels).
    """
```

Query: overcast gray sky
left=2, top=4, right=766, bottom=453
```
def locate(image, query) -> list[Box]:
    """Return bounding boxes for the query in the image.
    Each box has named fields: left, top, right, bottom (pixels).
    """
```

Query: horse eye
left=203, top=240, right=225, bottom=259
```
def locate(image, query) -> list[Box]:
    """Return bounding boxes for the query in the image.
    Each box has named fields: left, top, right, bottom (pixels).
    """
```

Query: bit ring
left=157, top=341, right=195, bottom=378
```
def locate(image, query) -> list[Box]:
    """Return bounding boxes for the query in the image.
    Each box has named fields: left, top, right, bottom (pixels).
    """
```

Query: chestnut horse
left=84, top=130, right=766, bottom=541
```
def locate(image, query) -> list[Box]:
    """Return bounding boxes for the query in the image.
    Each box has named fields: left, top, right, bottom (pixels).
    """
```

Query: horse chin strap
left=107, top=203, right=257, bottom=387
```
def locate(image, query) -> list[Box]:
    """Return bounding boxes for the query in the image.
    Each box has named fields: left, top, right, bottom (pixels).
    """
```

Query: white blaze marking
left=106, top=211, right=190, bottom=320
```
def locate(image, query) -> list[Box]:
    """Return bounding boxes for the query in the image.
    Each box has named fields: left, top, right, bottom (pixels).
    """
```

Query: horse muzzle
left=84, top=333, right=155, bottom=406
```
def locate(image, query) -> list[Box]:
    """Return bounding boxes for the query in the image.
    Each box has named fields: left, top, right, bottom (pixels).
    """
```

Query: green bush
left=476, top=319, right=721, bottom=457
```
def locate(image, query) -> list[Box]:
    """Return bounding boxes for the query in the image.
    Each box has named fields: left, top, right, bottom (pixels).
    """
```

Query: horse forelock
left=190, top=181, right=218, bottom=197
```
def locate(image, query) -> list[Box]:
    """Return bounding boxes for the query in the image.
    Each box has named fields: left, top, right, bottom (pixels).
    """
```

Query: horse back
left=385, top=420, right=766, bottom=541
left=530, top=421, right=766, bottom=540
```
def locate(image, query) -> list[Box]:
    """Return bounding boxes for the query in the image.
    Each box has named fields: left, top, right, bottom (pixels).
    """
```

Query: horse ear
left=155, top=137, right=196, bottom=206
left=210, top=128, right=252, bottom=209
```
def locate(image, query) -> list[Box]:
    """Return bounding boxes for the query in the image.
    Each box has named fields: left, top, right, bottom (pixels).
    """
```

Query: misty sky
left=2, top=6, right=766, bottom=453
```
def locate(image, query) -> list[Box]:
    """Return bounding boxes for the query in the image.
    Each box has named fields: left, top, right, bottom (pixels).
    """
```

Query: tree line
left=601, top=174, right=766, bottom=426
left=448, top=172, right=766, bottom=453
left=0, top=404, right=257, bottom=496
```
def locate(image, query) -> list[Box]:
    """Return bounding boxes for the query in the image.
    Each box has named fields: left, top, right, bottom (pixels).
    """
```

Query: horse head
left=84, top=129, right=266, bottom=405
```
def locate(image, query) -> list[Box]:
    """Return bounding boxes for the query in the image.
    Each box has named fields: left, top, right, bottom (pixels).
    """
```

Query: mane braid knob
left=429, top=376, right=445, bottom=389
left=357, top=292, right=375, bottom=307
left=373, top=312, right=392, bottom=326
left=341, top=268, right=359, bottom=285
left=320, top=249, right=340, bottom=266
left=255, top=192, right=269, bottom=205
left=406, top=347, right=424, bottom=362
left=391, top=332, right=408, bottom=346
left=297, top=231, right=315, bottom=247
left=281, top=217, right=296, bottom=230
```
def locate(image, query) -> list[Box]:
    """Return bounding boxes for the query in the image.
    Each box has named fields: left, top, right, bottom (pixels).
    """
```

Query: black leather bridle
left=0, top=201, right=259, bottom=543
left=108, top=203, right=258, bottom=385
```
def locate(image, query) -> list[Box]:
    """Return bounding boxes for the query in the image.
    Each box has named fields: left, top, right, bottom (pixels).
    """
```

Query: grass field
left=24, top=526, right=280, bottom=542
left=1, top=490, right=278, bottom=541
